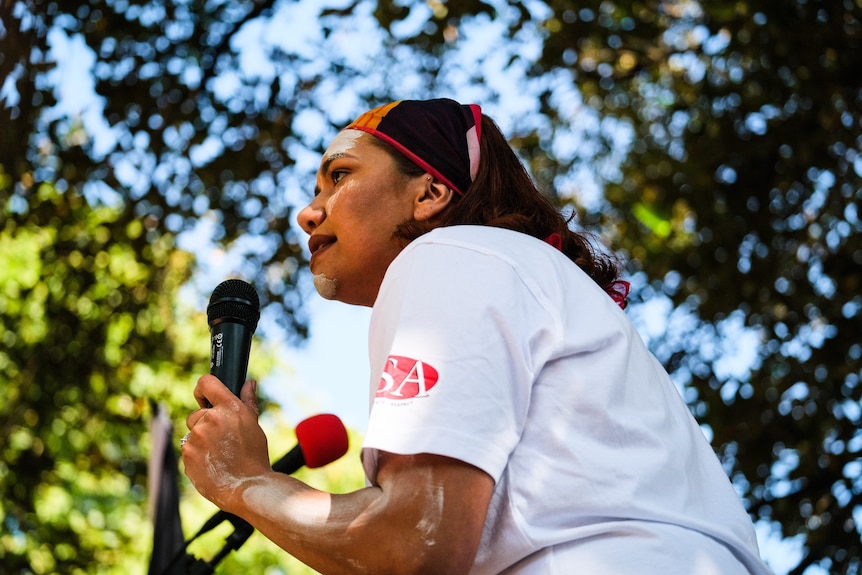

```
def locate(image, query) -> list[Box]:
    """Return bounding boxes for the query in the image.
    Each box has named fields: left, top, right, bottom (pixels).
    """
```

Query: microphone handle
left=271, top=444, right=305, bottom=475
left=210, top=320, right=253, bottom=396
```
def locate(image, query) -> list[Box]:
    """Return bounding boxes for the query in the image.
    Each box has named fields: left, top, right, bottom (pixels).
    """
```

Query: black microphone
left=207, top=279, right=260, bottom=397
left=191, top=414, right=349, bottom=538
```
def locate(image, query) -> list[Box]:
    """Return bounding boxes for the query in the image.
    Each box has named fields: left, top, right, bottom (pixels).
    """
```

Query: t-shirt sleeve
left=361, top=240, right=558, bottom=484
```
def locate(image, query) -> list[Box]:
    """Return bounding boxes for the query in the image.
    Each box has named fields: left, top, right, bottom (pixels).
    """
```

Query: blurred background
left=1, top=1, right=860, bottom=573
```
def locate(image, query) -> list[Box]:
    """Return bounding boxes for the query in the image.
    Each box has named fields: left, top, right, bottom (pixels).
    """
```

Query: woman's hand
left=181, top=375, right=271, bottom=511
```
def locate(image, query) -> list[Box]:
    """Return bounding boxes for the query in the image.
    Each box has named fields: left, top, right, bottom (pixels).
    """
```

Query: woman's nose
left=297, top=200, right=325, bottom=234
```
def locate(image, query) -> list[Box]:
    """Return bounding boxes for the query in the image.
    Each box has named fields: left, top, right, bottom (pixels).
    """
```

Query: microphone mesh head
left=207, top=279, right=260, bottom=331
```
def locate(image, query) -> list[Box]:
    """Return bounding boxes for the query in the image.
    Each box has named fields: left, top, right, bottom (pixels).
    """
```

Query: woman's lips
left=308, top=234, right=336, bottom=264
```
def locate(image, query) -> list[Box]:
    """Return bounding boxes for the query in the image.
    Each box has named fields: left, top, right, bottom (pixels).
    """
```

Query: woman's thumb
left=240, top=378, right=259, bottom=416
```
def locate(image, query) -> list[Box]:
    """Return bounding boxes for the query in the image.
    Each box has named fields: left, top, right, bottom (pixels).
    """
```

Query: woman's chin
left=313, top=273, right=339, bottom=300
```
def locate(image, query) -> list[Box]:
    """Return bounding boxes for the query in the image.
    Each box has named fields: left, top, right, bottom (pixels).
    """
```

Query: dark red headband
left=346, top=99, right=482, bottom=195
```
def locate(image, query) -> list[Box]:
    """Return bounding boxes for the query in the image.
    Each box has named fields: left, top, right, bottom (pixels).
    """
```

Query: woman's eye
left=331, top=170, right=346, bottom=184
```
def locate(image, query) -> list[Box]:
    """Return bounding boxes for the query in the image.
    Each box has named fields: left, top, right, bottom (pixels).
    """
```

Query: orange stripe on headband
left=349, top=101, right=401, bottom=130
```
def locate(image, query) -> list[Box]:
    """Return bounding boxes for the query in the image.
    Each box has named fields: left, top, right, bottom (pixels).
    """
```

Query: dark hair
left=368, top=115, right=623, bottom=295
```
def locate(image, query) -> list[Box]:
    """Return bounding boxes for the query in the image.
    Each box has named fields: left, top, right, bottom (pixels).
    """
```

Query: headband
left=345, top=99, right=482, bottom=195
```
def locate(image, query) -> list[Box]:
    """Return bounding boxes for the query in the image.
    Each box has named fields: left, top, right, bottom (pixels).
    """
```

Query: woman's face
left=297, top=130, right=426, bottom=307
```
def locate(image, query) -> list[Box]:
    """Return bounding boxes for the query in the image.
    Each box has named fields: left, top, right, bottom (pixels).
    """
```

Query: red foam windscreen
left=295, top=413, right=349, bottom=468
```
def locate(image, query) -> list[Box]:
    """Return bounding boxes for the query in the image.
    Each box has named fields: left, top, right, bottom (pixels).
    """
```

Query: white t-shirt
left=362, top=226, right=772, bottom=575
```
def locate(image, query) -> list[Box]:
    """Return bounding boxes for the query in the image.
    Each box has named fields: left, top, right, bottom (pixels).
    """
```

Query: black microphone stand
left=161, top=511, right=255, bottom=575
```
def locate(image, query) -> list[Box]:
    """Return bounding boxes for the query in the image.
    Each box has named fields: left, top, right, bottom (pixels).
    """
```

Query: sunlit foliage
left=2, top=0, right=861, bottom=573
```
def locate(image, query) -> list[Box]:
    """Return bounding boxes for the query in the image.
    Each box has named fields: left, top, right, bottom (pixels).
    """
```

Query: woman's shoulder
left=414, top=225, right=550, bottom=254
left=396, top=225, right=603, bottom=302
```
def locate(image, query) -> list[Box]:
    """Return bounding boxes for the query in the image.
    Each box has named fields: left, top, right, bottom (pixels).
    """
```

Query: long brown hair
left=370, top=115, right=623, bottom=296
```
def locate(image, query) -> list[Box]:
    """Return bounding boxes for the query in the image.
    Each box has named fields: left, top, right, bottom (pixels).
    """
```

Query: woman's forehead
left=325, top=129, right=364, bottom=158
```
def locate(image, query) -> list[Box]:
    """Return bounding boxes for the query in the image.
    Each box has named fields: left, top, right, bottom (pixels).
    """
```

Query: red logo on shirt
left=376, top=356, right=439, bottom=400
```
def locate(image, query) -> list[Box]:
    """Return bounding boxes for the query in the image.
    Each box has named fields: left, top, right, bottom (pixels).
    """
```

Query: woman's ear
left=413, top=175, right=456, bottom=222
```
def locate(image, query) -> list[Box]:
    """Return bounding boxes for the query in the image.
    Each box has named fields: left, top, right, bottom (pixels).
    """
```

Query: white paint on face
left=321, top=130, right=364, bottom=215
left=313, top=273, right=338, bottom=299
left=327, top=129, right=363, bottom=157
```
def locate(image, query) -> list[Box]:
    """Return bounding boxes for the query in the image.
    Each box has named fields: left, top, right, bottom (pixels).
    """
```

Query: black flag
left=147, top=402, right=185, bottom=575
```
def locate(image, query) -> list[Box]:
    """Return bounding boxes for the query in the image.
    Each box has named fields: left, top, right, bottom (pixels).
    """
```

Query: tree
left=0, top=182, right=365, bottom=573
left=367, top=1, right=862, bottom=572
left=1, top=2, right=366, bottom=571
left=1, top=0, right=315, bottom=340
left=0, top=181, right=198, bottom=571
left=4, top=0, right=861, bottom=573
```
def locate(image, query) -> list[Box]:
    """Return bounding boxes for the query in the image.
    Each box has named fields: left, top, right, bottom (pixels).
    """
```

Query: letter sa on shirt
left=377, top=355, right=439, bottom=400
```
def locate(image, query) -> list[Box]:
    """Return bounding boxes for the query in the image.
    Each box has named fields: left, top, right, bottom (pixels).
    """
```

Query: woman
left=182, top=99, right=773, bottom=574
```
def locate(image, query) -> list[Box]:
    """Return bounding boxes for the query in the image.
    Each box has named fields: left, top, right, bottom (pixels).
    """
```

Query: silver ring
left=180, top=432, right=191, bottom=446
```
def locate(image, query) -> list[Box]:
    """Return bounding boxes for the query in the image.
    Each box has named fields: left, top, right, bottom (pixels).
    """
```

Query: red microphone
left=273, top=413, right=349, bottom=473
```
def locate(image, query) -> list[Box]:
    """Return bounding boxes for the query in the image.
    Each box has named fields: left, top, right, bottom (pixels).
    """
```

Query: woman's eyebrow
left=319, top=152, right=354, bottom=177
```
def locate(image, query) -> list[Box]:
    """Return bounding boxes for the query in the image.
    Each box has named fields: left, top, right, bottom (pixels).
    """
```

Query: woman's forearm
left=229, top=472, right=389, bottom=575
left=227, top=455, right=490, bottom=575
